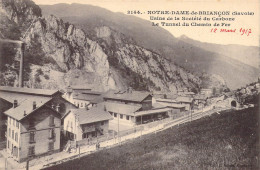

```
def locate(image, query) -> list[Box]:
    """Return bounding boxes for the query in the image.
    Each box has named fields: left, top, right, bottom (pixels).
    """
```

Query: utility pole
left=26, top=160, right=29, bottom=170
left=118, top=113, right=119, bottom=144
left=190, top=107, right=192, bottom=122
left=140, top=116, right=143, bottom=137
left=5, top=158, right=7, bottom=170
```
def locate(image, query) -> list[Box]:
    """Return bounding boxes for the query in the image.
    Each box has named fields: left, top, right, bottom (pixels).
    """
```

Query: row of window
left=7, top=140, right=17, bottom=152
left=66, top=120, right=105, bottom=133
left=28, top=142, right=54, bottom=156
left=8, top=128, right=18, bottom=142
left=105, top=100, right=141, bottom=106
left=74, top=101, right=88, bottom=108
left=86, top=121, right=105, bottom=127
left=9, top=117, right=19, bottom=129
left=112, top=113, right=130, bottom=120
left=66, top=121, right=74, bottom=132
left=29, top=129, right=55, bottom=143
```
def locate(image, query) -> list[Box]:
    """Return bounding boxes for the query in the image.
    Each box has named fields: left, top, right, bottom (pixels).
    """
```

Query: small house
left=63, top=107, right=112, bottom=141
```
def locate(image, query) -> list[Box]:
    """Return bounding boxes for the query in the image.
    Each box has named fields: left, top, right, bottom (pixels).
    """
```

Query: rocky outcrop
left=0, top=0, right=201, bottom=92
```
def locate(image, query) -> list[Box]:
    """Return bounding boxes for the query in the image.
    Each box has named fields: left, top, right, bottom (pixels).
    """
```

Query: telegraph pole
left=118, top=113, right=120, bottom=144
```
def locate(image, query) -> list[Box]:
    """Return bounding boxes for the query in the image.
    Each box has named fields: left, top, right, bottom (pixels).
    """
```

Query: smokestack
left=13, top=100, right=18, bottom=108
left=33, top=101, right=36, bottom=110
left=19, top=42, right=25, bottom=87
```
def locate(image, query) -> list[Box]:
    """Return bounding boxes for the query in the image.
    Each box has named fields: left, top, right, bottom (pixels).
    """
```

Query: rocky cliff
left=0, top=0, right=202, bottom=92
left=41, top=3, right=258, bottom=90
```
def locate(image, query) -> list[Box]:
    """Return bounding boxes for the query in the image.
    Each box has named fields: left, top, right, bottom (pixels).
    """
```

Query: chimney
left=51, top=104, right=55, bottom=109
left=56, top=104, right=60, bottom=112
left=13, top=100, right=18, bottom=108
left=33, top=101, right=36, bottom=110
left=18, top=42, right=25, bottom=87
left=24, top=111, right=27, bottom=116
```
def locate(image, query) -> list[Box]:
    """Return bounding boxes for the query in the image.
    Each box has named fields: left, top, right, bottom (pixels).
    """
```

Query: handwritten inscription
left=210, top=28, right=252, bottom=36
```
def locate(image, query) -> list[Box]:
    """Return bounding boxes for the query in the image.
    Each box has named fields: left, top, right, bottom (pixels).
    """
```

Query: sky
left=33, top=0, right=259, bottom=46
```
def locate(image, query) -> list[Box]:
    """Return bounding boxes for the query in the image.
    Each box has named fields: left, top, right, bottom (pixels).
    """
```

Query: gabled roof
left=89, top=89, right=118, bottom=104
left=4, top=98, right=55, bottom=121
left=175, top=96, right=193, bottom=103
left=89, top=96, right=104, bottom=104
left=0, top=91, right=52, bottom=103
left=156, top=96, right=193, bottom=104
left=164, top=104, right=186, bottom=109
left=73, top=93, right=100, bottom=101
left=0, top=97, right=12, bottom=105
left=104, top=102, right=142, bottom=116
left=70, top=107, right=112, bottom=125
left=156, top=98, right=177, bottom=103
left=152, top=103, right=166, bottom=109
left=82, top=91, right=102, bottom=95
left=0, top=97, right=13, bottom=113
left=135, top=108, right=173, bottom=117
left=104, top=91, right=151, bottom=102
left=0, top=86, right=61, bottom=97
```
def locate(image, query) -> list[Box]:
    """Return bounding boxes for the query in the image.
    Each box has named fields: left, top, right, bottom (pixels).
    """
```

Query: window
left=13, top=119, right=15, bottom=126
left=120, top=114, right=123, bottom=119
left=16, top=121, right=19, bottom=129
left=66, top=121, right=69, bottom=131
left=101, top=121, right=104, bottom=125
left=12, top=130, right=14, bottom=139
left=15, top=133, right=18, bottom=142
left=48, top=142, right=54, bottom=151
left=7, top=140, right=9, bottom=148
left=49, top=115, right=54, bottom=126
left=29, top=132, right=35, bottom=143
left=28, top=146, right=35, bottom=156
left=114, top=113, right=117, bottom=117
left=9, top=117, right=11, bottom=124
left=126, top=116, right=130, bottom=120
left=81, top=103, right=83, bottom=107
left=8, top=128, right=10, bottom=137
left=49, top=129, right=55, bottom=139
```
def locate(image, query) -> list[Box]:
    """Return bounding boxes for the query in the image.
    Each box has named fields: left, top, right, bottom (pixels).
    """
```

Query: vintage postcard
left=0, top=0, right=259, bottom=169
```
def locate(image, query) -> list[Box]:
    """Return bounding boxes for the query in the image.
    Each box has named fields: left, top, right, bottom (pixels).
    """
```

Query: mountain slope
left=179, top=35, right=258, bottom=68
left=40, top=3, right=259, bottom=90
left=0, top=0, right=201, bottom=92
